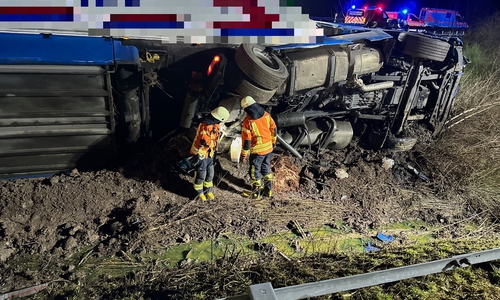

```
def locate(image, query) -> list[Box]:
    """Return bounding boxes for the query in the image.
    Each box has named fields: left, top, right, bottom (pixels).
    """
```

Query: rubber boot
left=262, top=174, right=273, bottom=198
left=250, top=180, right=262, bottom=200
left=204, top=181, right=215, bottom=200
left=194, top=183, right=206, bottom=201
left=262, top=187, right=273, bottom=198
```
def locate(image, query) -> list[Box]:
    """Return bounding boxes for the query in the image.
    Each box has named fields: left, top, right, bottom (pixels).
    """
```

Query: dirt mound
left=0, top=133, right=459, bottom=296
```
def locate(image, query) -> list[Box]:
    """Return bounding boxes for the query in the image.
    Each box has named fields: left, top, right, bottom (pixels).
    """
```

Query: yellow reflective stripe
left=242, top=127, right=252, bottom=134
left=203, top=181, right=213, bottom=188
left=250, top=165, right=256, bottom=180
left=251, top=122, right=263, bottom=146
left=192, top=145, right=209, bottom=156
left=241, top=149, right=250, bottom=156
left=263, top=173, right=273, bottom=181
left=251, top=141, right=273, bottom=153
left=251, top=179, right=262, bottom=186
left=193, top=183, right=203, bottom=191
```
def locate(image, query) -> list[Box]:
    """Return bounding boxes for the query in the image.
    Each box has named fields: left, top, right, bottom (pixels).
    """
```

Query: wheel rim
left=252, top=47, right=279, bottom=70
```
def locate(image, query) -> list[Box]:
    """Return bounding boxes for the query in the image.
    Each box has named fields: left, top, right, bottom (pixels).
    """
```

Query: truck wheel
left=235, top=44, right=289, bottom=90
left=234, top=78, right=277, bottom=104
left=227, top=61, right=277, bottom=104
left=398, top=32, right=451, bottom=62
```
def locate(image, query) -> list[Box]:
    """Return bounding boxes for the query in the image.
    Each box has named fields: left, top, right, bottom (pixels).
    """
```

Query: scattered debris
left=376, top=233, right=394, bottom=243
left=407, top=165, right=429, bottom=182
left=0, top=283, right=48, bottom=300
left=364, top=242, right=380, bottom=253
left=381, top=158, right=395, bottom=170
left=291, top=239, right=304, bottom=252
left=335, top=168, right=349, bottom=179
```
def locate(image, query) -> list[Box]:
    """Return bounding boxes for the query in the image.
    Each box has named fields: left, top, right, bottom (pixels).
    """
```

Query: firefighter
left=190, top=106, right=230, bottom=201
left=240, top=96, right=277, bottom=200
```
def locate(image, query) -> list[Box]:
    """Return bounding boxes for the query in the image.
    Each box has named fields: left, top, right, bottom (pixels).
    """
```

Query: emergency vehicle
left=344, top=6, right=399, bottom=29
left=386, top=11, right=426, bottom=31
left=419, top=7, right=468, bottom=35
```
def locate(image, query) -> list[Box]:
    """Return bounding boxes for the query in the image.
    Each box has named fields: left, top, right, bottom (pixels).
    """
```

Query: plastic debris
left=334, top=168, right=349, bottom=179
left=0, top=283, right=48, bottom=300
left=407, top=165, right=429, bottom=182
left=365, top=242, right=380, bottom=253
left=381, top=157, right=395, bottom=170
left=376, top=233, right=394, bottom=243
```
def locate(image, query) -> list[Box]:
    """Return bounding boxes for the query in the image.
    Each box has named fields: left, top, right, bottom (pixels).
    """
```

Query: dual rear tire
left=229, top=44, right=289, bottom=104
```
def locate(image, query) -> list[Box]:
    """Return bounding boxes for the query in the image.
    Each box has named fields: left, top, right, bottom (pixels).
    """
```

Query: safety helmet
left=210, top=106, right=230, bottom=122
left=240, top=96, right=256, bottom=109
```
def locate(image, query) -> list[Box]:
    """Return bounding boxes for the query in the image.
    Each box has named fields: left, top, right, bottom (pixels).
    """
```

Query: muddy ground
left=0, top=128, right=469, bottom=298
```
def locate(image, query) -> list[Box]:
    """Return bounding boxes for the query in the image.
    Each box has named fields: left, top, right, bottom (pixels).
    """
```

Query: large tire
left=235, top=44, right=289, bottom=90
left=227, top=62, right=277, bottom=104
left=234, top=79, right=277, bottom=104
left=397, top=32, right=451, bottom=62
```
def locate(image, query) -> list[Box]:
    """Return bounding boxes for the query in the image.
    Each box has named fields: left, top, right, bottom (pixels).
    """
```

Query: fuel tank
left=283, top=45, right=383, bottom=93
left=281, top=120, right=353, bottom=150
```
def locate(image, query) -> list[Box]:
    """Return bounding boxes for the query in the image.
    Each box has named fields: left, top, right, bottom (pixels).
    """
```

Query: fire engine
left=344, top=6, right=399, bottom=29
left=386, top=11, right=426, bottom=31
left=419, top=8, right=468, bottom=35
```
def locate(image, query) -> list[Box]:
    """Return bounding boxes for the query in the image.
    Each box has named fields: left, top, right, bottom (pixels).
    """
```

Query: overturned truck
left=0, top=25, right=467, bottom=179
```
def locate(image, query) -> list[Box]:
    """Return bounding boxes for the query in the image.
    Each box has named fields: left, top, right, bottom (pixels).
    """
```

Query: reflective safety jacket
left=241, top=111, right=277, bottom=157
left=190, top=123, right=220, bottom=158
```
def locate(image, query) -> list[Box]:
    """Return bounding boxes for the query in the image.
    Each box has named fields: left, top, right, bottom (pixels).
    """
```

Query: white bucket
left=230, top=137, right=242, bottom=163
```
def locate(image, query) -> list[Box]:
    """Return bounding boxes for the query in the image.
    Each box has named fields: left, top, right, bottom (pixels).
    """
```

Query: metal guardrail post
left=248, top=283, right=278, bottom=300
left=220, top=248, right=500, bottom=300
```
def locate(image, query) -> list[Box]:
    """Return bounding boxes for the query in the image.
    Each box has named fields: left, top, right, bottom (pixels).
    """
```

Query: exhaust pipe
left=276, top=134, right=303, bottom=159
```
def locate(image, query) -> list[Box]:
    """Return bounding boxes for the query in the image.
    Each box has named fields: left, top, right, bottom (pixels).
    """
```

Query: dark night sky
left=293, top=0, right=500, bottom=25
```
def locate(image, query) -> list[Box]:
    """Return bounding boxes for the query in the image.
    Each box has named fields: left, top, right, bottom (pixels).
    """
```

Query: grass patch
left=22, top=221, right=500, bottom=299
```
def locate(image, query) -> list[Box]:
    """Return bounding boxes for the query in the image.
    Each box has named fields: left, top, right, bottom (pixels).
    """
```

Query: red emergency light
left=362, top=5, right=383, bottom=11
left=207, top=55, right=221, bottom=76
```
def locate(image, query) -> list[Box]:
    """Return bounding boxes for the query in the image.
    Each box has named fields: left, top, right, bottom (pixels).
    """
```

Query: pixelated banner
left=0, top=0, right=324, bottom=44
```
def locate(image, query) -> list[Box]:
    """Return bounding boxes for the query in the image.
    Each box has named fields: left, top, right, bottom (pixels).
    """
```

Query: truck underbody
left=0, top=24, right=468, bottom=179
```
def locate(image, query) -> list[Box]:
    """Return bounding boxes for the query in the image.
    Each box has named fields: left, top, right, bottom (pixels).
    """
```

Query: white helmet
left=240, top=96, right=256, bottom=109
left=210, top=106, right=230, bottom=122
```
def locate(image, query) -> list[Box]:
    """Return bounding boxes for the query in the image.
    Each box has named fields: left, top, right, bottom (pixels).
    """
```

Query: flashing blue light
left=351, top=5, right=356, bottom=9
left=402, top=9, right=408, bottom=14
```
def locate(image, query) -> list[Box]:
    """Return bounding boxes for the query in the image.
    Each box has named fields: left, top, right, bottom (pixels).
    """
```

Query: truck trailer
left=0, top=24, right=468, bottom=179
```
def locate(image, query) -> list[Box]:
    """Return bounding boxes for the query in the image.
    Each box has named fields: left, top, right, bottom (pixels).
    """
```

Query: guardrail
left=219, top=247, right=500, bottom=300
